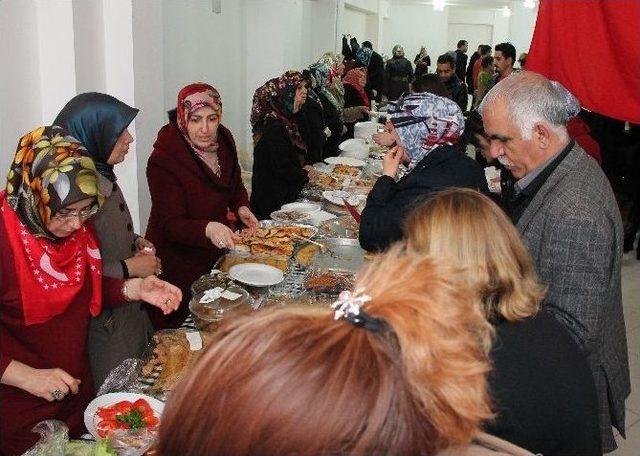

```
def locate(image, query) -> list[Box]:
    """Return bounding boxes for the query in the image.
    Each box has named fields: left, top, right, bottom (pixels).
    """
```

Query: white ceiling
left=391, top=0, right=513, bottom=10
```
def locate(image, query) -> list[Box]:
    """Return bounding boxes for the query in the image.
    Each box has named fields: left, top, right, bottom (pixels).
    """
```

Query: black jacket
left=366, top=51, right=385, bottom=102
left=295, top=96, right=326, bottom=165
left=250, top=123, right=309, bottom=220
left=487, top=310, right=601, bottom=455
left=315, top=90, right=344, bottom=158
left=466, top=51, right=480, bottom=93
left=444, top=75, right=468, bottom=113
left=359, top=145, right=488, bottom=251
left=455, top=49, right=468, bottom=81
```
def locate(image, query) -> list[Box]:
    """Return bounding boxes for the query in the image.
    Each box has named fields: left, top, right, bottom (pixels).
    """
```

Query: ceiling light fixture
left=502, top=5, right=512, bottom=17
left=433, top=0, right=445, bottom=11
left=523, top=0, right=536, bottom=8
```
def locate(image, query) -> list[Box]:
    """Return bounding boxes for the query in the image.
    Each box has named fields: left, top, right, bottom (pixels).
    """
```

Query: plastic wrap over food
left=97, top=359, right=144, bottom=396
left=106, top=428, right=157, bottom=456
left=22, top=420, right=68, bottom=456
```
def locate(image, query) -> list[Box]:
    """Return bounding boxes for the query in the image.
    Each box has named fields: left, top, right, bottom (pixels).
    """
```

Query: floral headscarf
left=2, top=125, right=104, bottom=324
left=388, top=92, right=464, bottom=171
left=356, top=47, right=373, bottom=67
left=6, top=125, right=104, bottom=237
left=308, top=62, right=341, bottom=111
left=250, top=71, right=307, bottom=150
left=343, top=67, right=370, bottom=108
left=317, top=52, right=345, bottom=107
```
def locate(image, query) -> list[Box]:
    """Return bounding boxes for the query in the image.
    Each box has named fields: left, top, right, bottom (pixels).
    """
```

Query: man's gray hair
left=479, top=71, right=581, bottom=140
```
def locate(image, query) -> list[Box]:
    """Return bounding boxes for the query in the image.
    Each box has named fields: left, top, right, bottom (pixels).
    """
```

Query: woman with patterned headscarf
left=250, top=71, right=316, bottom=220
left=146, top=83, right=256, bottom=329
left=0, top=126, right=180, bottom=455
left=359, top=92, right=488, bottom=252
left=384, top=45, right=414, bottom=101
left=308, top=62, right=344, bottom=158
left=342, top=67, right=371, bottom=139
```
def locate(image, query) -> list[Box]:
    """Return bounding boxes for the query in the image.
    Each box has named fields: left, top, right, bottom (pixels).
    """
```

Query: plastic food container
left=189, top=286, right=251, bottom=332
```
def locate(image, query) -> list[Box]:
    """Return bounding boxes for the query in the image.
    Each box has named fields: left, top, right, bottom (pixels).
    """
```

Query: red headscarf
left=3, top=126, right=103, bottom=325
left=177, top=83, right=222, bottom=152
left=343, top=67, right=370, bottom=108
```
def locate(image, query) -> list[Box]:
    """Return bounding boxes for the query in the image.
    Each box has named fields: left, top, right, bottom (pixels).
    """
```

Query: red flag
left=527, top=0, right=640, bottom=123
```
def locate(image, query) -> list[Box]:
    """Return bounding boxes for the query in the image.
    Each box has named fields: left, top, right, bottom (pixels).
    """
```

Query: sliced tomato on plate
left=96, top=419, right=126, bottom=438
left=96, top=406, right=118, bottom=421
left=113, top=400, right=134, bottom=415
left=132, top=398, right=154, bottom=417
left=143, top=415, right=160, bottom=427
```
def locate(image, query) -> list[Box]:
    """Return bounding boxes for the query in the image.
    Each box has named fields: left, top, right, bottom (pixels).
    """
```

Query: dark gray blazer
left=516, top=143, right=630, bottom=450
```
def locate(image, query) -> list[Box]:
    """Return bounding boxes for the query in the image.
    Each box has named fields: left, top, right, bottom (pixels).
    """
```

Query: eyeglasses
left=51, top=204, right=98, bottom=222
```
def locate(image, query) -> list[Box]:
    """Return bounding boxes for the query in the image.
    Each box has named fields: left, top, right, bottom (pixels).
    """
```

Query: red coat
left=567, top=117, right=602, bottom=165
left=0, top=217, right=127, bottom=456
left=145, top=123, right=248, bottom=329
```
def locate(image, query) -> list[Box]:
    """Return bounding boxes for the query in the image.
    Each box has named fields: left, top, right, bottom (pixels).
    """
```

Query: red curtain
left=527, top=0, right=640, bottom=123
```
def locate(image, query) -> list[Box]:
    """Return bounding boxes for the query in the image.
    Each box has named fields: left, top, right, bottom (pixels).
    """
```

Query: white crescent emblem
left=39, top=253, right=69, bottom=282
left=87, top=246, right=101, bottom=260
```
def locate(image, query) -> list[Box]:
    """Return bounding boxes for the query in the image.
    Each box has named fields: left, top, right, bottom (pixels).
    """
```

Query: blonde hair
left=405, top=188, right=545, bottom=322
left=159, top=246, right=493, bottom=456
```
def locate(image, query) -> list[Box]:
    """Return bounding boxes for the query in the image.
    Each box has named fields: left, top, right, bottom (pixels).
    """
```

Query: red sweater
left=0, top=217, right=128, bottom=456
left=145, top=123, right=248, bottom=329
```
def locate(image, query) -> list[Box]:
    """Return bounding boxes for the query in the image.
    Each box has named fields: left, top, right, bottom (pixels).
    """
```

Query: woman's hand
left=382, top=146, right=404, bottom=178
left=1, top=360, right=80, bottom=402
left=125, top=255, right=162, bottom=278
left=372, top=131, right=395, bottom=147
left=134, top=237, right=155, bottom=255
left=303, top=165, right=319, bottom=180
left=237, top=206, right=259, bottom=229
left=125, top=276, right=181, bottom=315
left=205, top=221, right=240, bottom=249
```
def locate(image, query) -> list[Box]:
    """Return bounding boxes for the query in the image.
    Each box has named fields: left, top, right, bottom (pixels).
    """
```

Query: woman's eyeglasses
left=51, top=204, right=98, bottom=222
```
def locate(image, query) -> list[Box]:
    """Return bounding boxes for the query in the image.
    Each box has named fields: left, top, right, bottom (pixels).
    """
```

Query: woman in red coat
left=146, top=83, right=257, bottom=329
left=0, top=126, right=181, bottom=456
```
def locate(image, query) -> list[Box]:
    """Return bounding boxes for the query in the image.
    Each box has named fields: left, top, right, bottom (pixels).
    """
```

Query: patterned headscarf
left=53, top=93, right=138, bottom=182
left=318, top=52, right=345, bottom=107
left=2, top=125, right=104, bottom=324
left=5, top=125, right=104, bottom=237
left=343, top=67, right=370, bottom=108
left=309, top=62, right=341, bottom=111
left=388, top=92, right=464, bottom=171
left=250, top=71, right=307, bottom=150
left=356, top=47, right=373, bottom=67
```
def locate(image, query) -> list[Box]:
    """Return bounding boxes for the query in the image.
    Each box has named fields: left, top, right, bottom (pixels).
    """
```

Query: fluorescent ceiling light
left=523, top=0, right=536, bottom=8
left=502, top=5, right=512, bottom=17
left=433, top=0, right=445, bottom=11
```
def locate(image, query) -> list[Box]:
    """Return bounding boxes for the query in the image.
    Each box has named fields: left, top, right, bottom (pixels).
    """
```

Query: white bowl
left=229, top=263, right=284, bottom=287
left=84, top=392, right=164, bottom=440
left=281, top=201, right=321, bottom=214
left=339, top=138, right=369, bottom=159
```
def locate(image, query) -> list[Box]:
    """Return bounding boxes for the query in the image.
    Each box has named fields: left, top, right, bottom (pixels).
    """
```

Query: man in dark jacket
left=466, top=45, right=481, bottom=94
left=362, top=41, right=385, bottom=103
left=436, top=53, right=468, bottom=112
left=454, top=39, right=468, bottom=82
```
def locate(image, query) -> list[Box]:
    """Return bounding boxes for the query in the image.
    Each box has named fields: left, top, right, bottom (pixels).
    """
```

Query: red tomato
left=114, top=400, right=134, bottom=414
left=143, top=415, right=160, bottom=427
left=96, top=406, right=118, bottom=421
left=133, top=398, right=154, bottom=417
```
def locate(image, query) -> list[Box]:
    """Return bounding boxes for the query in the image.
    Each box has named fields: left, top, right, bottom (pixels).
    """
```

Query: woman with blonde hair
left=158, top=247, right=533, bottom=456
left=405, top=188, right=601, bottom=455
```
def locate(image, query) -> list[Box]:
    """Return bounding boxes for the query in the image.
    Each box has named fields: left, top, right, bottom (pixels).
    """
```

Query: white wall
left=508, top=0, right=539, bottom=56
left=343, top=7, right=369, bottom=40
left=382, top=4, right=449, bottom=61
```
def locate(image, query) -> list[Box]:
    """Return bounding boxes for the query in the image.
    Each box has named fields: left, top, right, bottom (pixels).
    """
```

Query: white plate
left=324, top=156, right=366, bottom=167
left=84, top=392, right=164, bottom=439
left=280, top=202, right=321, bottom=214
left=270, top=210, right=311, bottom=223
left=229, top=263, right=284, bottom=287
left=322, top=190, right=366, bottom=207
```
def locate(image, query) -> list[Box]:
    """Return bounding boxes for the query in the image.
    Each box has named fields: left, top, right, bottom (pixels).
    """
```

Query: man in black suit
left=436, top=53, right=468, bottom=112
left=454, top=39, right=468, bottom=82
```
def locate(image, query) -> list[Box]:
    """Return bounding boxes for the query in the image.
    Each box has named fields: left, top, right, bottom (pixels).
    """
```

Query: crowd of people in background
left=1, top=29, right=639, bottom=456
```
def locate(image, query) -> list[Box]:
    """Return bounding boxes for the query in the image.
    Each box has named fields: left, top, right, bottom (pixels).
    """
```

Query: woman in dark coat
left=250, top=71, right=315, bottom=220
left=296, top=71, right=326, bottom=165
left=359, top=92, right=488, bottom=252
left=405, top=189, right=601, bottom=456
left=308, top=62, right=344, bottom=158
left=342, top=67, right=370, bottom=139
left=146, top=83, right=257, bottom=329
left=53, top=93, right=158, bottom=389
left=384, top=45, right=414, bottom=101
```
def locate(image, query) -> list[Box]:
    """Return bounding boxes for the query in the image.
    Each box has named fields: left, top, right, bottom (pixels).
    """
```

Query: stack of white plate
left=338, top=138, right=368, bottom=160
left=354, top=121, right=382, bottom=142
